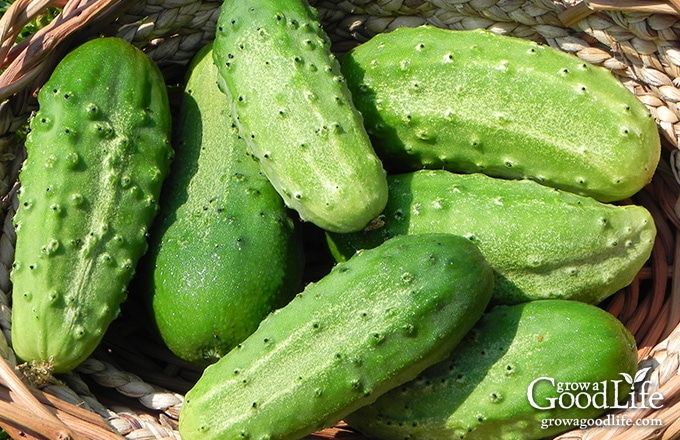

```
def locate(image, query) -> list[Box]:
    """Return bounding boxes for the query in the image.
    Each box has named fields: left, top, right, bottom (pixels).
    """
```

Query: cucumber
left=10, top=37, right=173, bottom=373
left=143, top=43, right=304, bottom=367
left=327, top=170, right=656, bottom=305
left=178, top=233, right=495, bottom=440
left=212, top=0, right=389, bottom=233
left=345, top=299, right=639, bottom=440
left=340, top=26, right=660, bottom=202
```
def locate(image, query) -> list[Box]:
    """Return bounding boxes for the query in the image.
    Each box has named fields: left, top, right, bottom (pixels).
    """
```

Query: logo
left=527, top=367, right=663, bottom=411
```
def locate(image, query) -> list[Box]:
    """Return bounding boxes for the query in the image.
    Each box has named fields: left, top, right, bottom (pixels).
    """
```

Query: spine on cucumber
left=345, top=299, right=639, bottom=440
left=143, top=43, right=304, bottom=368
left=10, top=37, right=173, bottom=373
left=326, top=170, right=656, bottom=305
left=179, top=233, right=494, bottom=440
left=340, top=26, right=660, bottom=202
left=212, top=0, right=389, bottom=233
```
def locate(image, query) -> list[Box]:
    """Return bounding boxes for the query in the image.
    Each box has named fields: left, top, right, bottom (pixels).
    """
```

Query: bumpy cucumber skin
left=212, top=0, right=389, bottom=233
left=179, top=233, right=494, bottom=440
left=327, top=170, right=656, bottom=305
left=346, top=299, right=639, bottom=440
left=340, top=26, right=660, bottom=202
left=144, top=43, right=304, bottom=367
left=11, top=37, right=173, bottom=373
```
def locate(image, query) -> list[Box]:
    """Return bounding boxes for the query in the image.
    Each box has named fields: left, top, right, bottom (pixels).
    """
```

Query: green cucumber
left=143, top=43, right=304, bottom=367
left=346, top=299, right=639, bottom=440
left=10, top=37, right=173, bottom=373
left=179, top=233, right=494, bottom=440
left=212, top=0, right=389, bottom=233
left=327, top=170, right=656, bottom=305
left=340, top=26, right=661, bottom=202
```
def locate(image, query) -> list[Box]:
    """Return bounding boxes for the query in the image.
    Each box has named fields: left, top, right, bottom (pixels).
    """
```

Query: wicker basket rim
left=2, top=1, right=680, bottom=439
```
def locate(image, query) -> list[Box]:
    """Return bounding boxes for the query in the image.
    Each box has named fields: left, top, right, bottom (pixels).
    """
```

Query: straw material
left=1, top=0, right=680, bottom=438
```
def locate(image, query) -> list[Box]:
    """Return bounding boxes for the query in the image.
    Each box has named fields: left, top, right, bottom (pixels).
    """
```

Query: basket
left=1, top=0, right=680, bottom=438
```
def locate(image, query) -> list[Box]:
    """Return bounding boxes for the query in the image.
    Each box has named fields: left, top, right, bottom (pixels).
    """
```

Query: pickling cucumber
left=11, top=37, right=173, bottom=373
left=340, top=26, right=660, bottom=202
left=212, top=0, right=389, bottom=233
left=346, top=299, right=639, bottom=439
left=179, top=233, right=494, bottom=440
left=327, top=170, right=656, bottom=305
left=143, top=43, right=304, bottom=367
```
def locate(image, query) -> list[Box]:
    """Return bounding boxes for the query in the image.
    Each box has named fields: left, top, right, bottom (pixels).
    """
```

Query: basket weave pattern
left=1, top=0, right=680, bottom=439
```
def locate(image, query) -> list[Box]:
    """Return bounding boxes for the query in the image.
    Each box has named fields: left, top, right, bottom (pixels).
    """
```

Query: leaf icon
left=634, top=367, right=651, bottom=384
left=620, top=372, right=634, bottom=385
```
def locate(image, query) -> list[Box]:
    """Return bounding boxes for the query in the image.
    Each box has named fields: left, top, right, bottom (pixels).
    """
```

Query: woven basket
left=1, top=0, right=680, bottom=438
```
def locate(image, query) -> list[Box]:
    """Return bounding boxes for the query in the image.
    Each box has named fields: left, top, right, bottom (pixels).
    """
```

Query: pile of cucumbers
left=8, top=0, right=661, bottom=439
